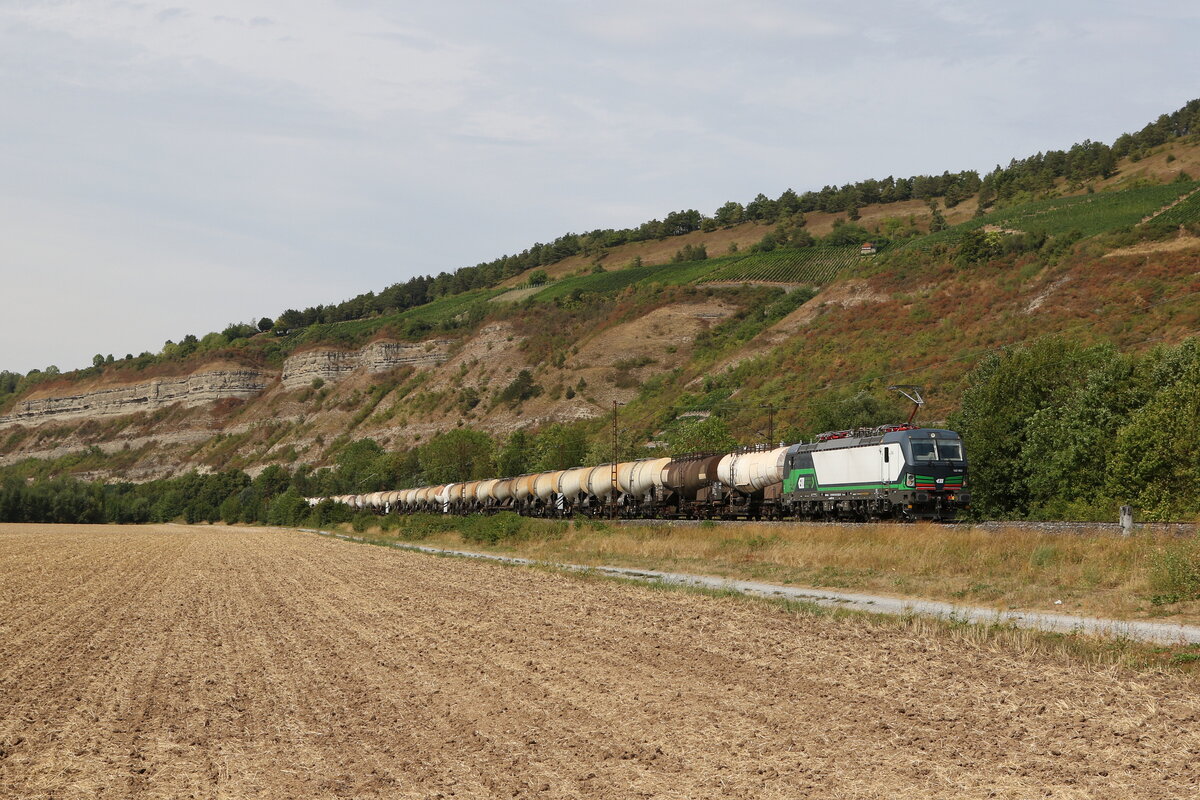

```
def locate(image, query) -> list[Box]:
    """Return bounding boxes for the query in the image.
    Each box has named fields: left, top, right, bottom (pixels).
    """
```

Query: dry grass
left=399, top=520, right=1200, bottom=625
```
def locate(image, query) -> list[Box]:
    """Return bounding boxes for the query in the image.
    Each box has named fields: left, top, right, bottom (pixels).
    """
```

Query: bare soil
left=1102, top=234, right=1200, bottom=259
left=2, top=524, right=1199, bottom=799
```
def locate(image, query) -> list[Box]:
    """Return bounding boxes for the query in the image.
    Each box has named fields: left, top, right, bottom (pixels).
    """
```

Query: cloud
left=573, top=0, right=848, bottom=45
left=3, top=1, right=487, bottom=119
left=1, top=1, right=1198, bottom=374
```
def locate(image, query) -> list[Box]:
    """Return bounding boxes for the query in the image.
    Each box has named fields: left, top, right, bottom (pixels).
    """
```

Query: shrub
left=1147, top=538, right=1200, bottom=605
left=460, top=511, right=525, bottom=544
left=496, top=370, right=542, bottom=407
left=392, top=513, right=457, bottom=541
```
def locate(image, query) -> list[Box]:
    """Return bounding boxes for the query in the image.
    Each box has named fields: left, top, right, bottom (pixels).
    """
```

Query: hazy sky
left=2, top=1, right=1197, bottom=374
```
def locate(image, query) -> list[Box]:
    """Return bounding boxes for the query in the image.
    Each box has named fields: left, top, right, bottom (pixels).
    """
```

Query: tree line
left=0, top=415, right=742, bottom=527
left=6, top=334, right=1200, bottom=525
left=949, top=336, right=1200, bottom=522
left=978, top=99, right=1200, bottom=209
left=5, top=101, right=1197, bottom=392
left=268, top=100, right=1199, bottom=333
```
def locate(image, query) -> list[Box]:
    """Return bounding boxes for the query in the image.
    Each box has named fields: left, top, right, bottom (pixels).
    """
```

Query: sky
left=1, top=0, right=1197, bottom=375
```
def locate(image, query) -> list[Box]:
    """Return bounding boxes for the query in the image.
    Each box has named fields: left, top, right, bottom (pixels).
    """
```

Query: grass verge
left=342, top=515, right=1200, bottom=624
left=311, top=519, right=1200, bottom=677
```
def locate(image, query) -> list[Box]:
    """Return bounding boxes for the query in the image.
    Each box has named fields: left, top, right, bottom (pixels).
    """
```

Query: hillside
left=2, top=105, right=1200, bottom=521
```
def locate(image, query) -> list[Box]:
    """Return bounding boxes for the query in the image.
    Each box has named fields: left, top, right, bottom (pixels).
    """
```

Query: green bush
left=392, top=513, right=458, bottom=541
left=1147, top=539, right=1200, bottom=605
left=460, top=512, right=525, bottom=544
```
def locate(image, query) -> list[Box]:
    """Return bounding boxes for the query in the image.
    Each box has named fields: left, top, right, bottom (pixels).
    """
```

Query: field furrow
left=1, top=524, right=1198, bottom=799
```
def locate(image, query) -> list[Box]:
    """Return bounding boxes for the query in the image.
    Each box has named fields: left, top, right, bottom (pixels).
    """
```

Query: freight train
left=315, top=423, right=969, bottom=522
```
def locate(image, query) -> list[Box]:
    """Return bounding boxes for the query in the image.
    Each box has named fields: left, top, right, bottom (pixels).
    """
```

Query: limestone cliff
left=279, top=340, right=452, bottom=390
left=0, top=338, right=454, bottom=430
left=0, top=369, right=272, bottom=426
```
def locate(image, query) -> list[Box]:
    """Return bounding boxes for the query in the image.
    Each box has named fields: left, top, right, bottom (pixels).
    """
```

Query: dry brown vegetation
left=3, top=523, right=1200, bottom=798
left=370, top=520, right=1200, bottom=627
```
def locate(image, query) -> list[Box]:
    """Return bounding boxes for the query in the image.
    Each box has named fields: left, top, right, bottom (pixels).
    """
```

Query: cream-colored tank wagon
left=324, top=425, right=969, bottom=522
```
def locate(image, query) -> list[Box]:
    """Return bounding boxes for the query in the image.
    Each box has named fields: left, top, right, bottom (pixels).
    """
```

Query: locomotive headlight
left=905, top=474, right=915, bottom=488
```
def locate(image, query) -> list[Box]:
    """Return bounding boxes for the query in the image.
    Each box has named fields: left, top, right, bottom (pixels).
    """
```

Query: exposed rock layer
left=279, top=341, right=452, bottom=390
left=0, top=370, right=271, bottom=426
left=0, top=339, right=453, bottom=429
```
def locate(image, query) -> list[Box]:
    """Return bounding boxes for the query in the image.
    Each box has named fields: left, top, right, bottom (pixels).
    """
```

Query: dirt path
left=1, top=524, right=1198, bottom=799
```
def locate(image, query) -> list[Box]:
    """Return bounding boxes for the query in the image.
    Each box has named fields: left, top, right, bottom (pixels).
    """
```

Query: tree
left=267, top=488, right=310, bottom=526
left=332, top=439, right=387, bottom=493
left=928, top=201, right=948, bottom=232
left=531, top=423, right=589, bottom=471
left=776, top=188, right=802, bottom=215
left=667, top=416, right=736, bottom=457
left=419, top=429, right=494, bottom=483
left=955, top=229, right=1003, bottom=267
left=1021, top=349, right=1140, bottom=517
left=948, top=339, right=1108, bottom=518
left=258, top=317, right=274, bottom=332
left=745, top=193, right=778, bottom=222
left=824, top=220, right=872, bottom=246
left=671, top=243, right=708, bottom=262
left=752, top=233, right=778, bottom=252
left=528, top=269, right=549, bottom=286
left=1103, top=341, right=1200, bottom=519
left=277, top=309, right=304, bottom=330
left=496, top=431, right=532, bottom=477
left=662, top=209, right=703, bottom=236
left=497, top=370, right=542, bottom=407
left=714, top=201, right=745, bottom=227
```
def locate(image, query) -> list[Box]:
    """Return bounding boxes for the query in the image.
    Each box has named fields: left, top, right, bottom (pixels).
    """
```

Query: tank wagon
left=312, top=424, right=969, bottom=522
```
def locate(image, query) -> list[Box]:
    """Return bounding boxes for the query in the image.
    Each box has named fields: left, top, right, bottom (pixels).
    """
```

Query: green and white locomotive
left=781, top=425, right=968, bottom=521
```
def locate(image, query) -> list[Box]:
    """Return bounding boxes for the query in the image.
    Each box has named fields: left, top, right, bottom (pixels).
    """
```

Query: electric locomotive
left=781, top=425, right=968, bottom=520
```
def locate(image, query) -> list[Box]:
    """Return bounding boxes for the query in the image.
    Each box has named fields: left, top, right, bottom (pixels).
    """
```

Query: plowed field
left=1, top=524, right=1197, bottom=799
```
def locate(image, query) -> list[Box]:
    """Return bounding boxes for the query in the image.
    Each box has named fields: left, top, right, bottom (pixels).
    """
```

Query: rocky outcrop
left=0, top=338, right=455, bottom=432
left=280, top=340, right=452, bottom=389
left=0, top=335, right=453, bottom=431
left=0, top=369, right=271, bottom=427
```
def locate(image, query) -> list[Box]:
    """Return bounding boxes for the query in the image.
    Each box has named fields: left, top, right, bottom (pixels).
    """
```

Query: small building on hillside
left=860, top=242, right=877, bottom=255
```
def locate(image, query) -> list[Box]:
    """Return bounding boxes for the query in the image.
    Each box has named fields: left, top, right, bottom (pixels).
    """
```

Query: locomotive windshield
left=911, top=440, right=965, bottom=462
left=937, top=441, right=964, bottom=461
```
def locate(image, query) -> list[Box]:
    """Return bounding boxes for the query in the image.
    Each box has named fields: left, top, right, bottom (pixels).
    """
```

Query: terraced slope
left=911, top=180, right=1200, bottom=249
left=1150, top=186, right=1200, bottom=226
left=701, top=246, right=866, bottom=286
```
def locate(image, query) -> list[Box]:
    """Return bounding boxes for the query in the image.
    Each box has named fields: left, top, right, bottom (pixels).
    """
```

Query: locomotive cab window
left=912, top=441, right=937, bottom=461
left=936, top=442, right=964, bottom=462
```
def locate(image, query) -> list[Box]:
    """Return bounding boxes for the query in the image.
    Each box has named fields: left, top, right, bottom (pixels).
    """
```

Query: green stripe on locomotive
left=783, top=467, right=908, bottom=494
left=782, top=467, right=816, bottom=493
